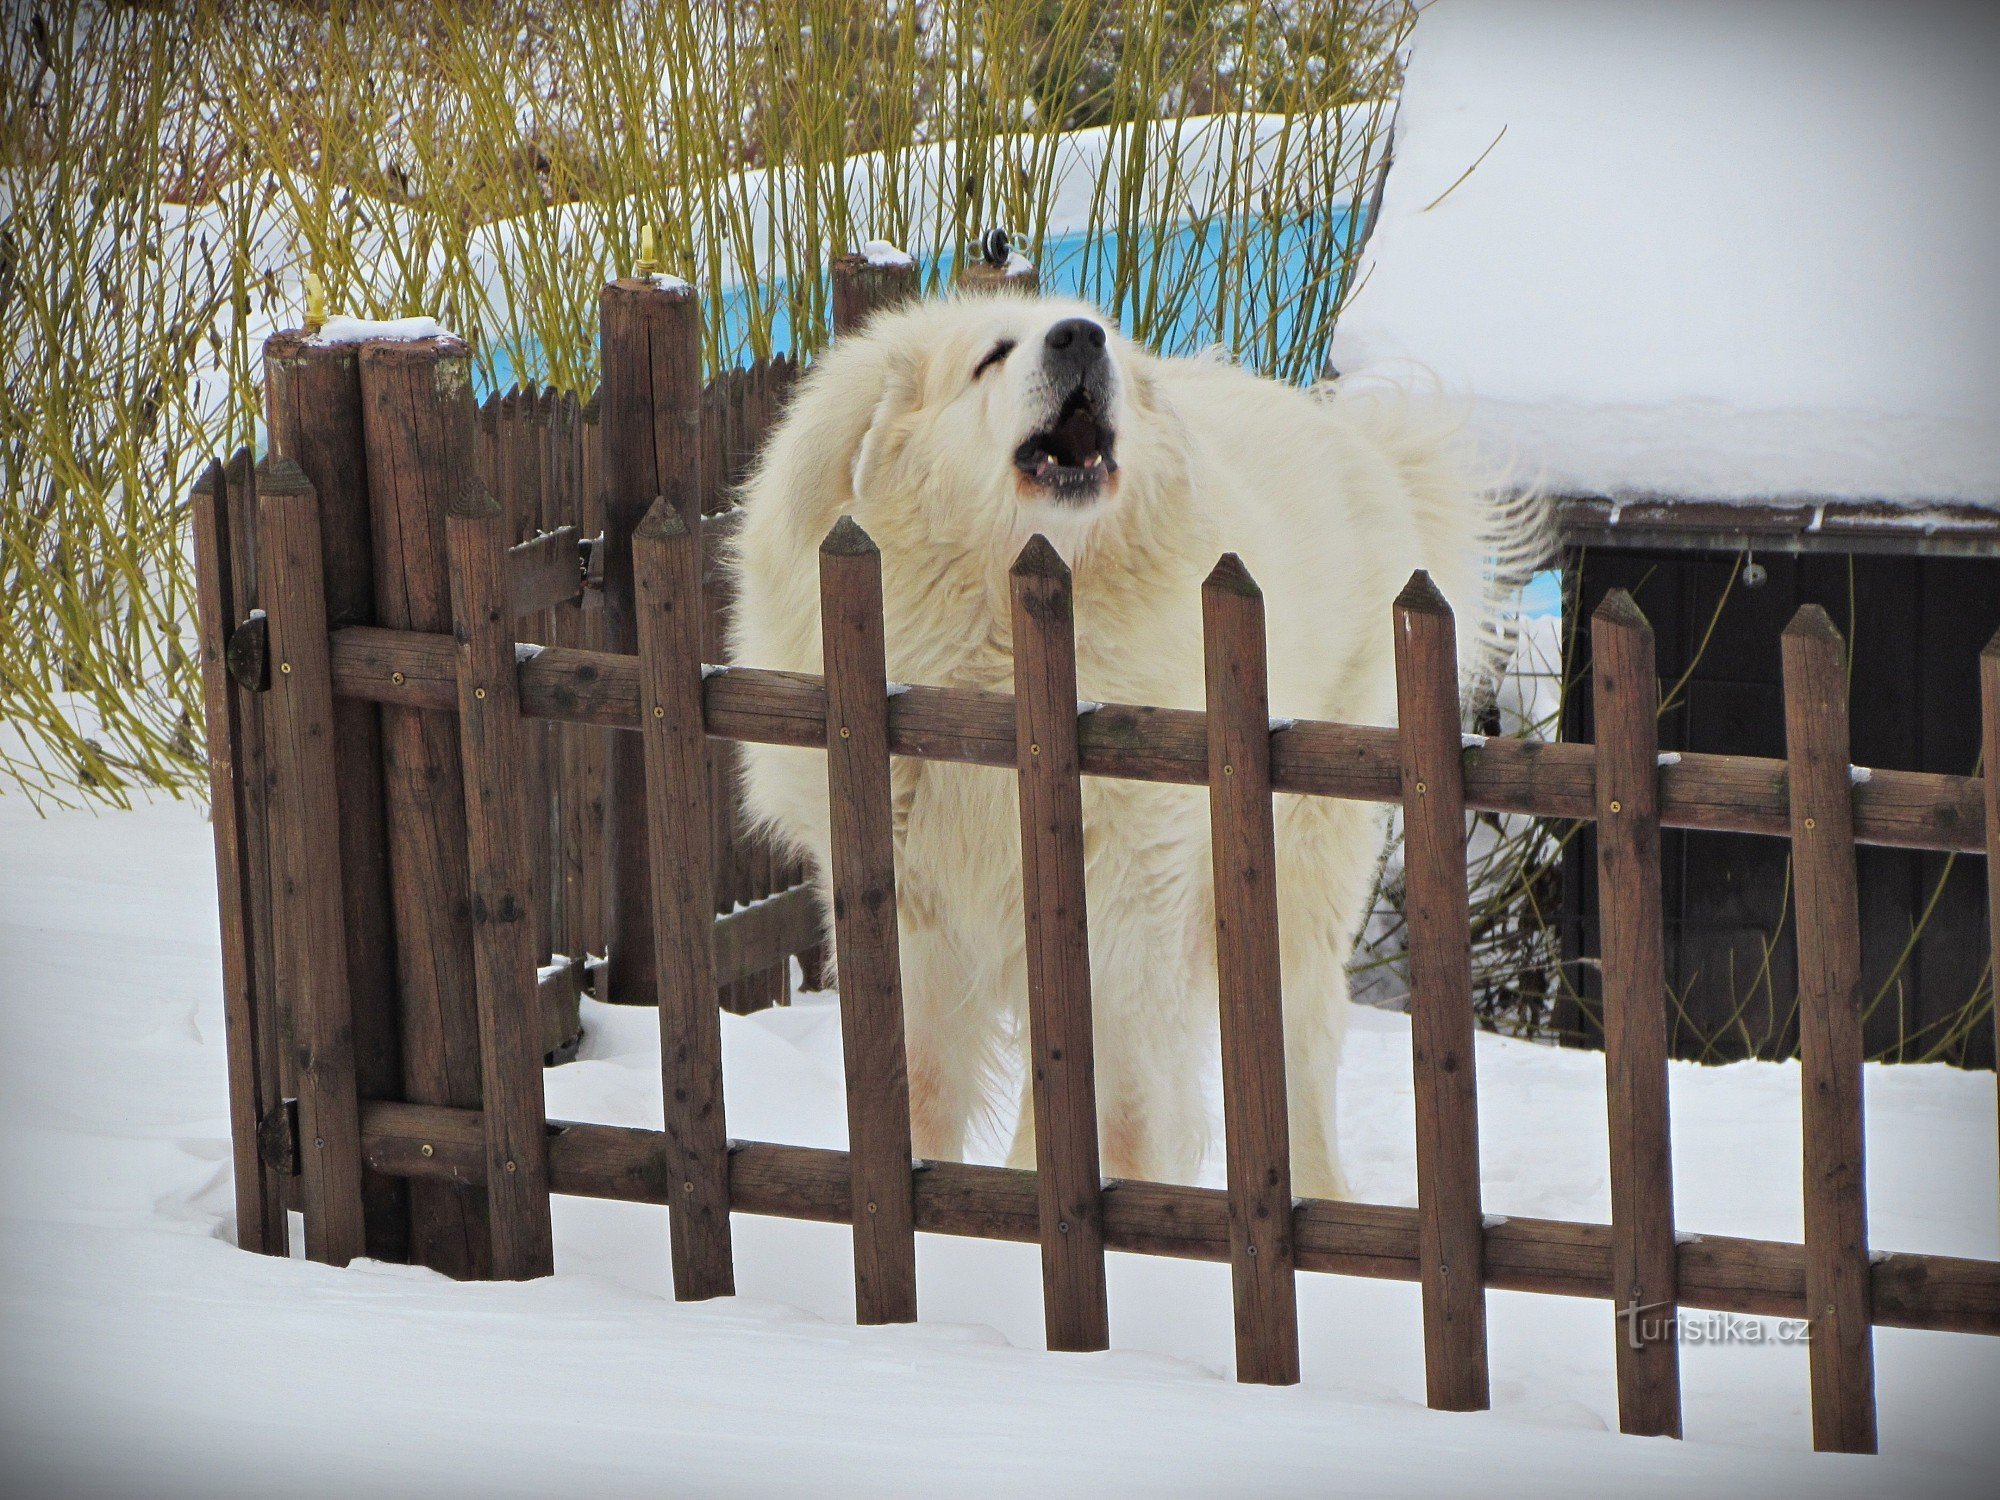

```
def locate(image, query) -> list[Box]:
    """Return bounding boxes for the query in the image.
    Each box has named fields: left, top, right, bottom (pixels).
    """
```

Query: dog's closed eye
left=971, top=339, right=1015, bottom=379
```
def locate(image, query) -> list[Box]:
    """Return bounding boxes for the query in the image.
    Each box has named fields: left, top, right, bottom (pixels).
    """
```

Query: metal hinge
left=257, top=1097, right=301, bottom=1178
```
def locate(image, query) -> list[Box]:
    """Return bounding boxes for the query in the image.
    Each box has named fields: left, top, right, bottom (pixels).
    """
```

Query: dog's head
left=838, top=293, right=1166, bottom=536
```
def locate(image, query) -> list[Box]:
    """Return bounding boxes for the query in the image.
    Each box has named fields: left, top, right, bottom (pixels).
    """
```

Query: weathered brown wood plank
left=712, top=885, right=821, bottom=988
left=189, top=461, right=288, bottom=1256
left=507, top=525, right=583, bottom=615
left=601, top=278, right=704, bottom=1006
left=265, top=332, right=408, bottom=1262
left=221, top=451, right=294, bottom=1216
left=358, top=335, right=491, bottom=1278
left=1393, top=571, right=1490, bottom=1411
left=256, top=458, right=369, bottom=1267
left=635, top=500, right=737, bottom=1300
left=444, top=492, right=556, bottom=1279
left=820, top=519, right=918, bottom=1324
left=1590, top=591, right=1683, bottom=1437
left=1781, top=606, right=1878, bottom=1454
left=1010, top=537, right=1110, bottom=1354
left=329, top=630, right=1992, bottom=856
left=1202, top=555, right=1301, bottom=1385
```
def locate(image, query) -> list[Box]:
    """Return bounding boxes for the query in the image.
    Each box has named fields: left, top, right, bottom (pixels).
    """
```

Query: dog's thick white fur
left=728, top=293, right=1539, bottom=1198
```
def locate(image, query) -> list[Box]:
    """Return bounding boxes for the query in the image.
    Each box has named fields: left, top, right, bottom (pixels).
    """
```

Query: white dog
left=727, top=293, right=1539, bottom=1198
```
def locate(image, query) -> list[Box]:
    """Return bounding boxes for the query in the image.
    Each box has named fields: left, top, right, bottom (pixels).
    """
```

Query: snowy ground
left=3, top=793, right=1996, bottom=1498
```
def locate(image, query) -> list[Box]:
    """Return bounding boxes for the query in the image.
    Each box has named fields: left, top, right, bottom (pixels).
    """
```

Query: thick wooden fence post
left=820, top=518, right=919, bottom=1324
left=635, top=499, right=738, bottom=1300
left=1982, top=627, right=2000, bottom=1209
left=1781, top=605, right=1878, bottom=1454
left=256, top=457, right=369, bottom=1267
left=445, top=491, right=557, bottom=1280
left=1203, top=555, right=1302, bottom=1386
left=1591, top=591, right=1683, bottom=1437
left=832, top=246, right=919, bottom=335
left=359, top=334, right=492, bottom=1279
left=189, top=459, right=288, bottom=1256
left=601, top=275, right=705, bottom=1007
left=1392, top=571, right=1491, bottom=1412
left=265, top=330, right=409, bottom=1262
left=1010, top=536, right=1110, bottom=1353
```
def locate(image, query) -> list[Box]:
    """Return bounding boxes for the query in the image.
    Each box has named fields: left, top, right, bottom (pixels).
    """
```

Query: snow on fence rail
left=189, top=253, right=2000, bottom=1458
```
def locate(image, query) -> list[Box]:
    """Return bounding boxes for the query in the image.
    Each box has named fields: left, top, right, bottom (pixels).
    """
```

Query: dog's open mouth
left=1014, top=388, right=1117, bottom=500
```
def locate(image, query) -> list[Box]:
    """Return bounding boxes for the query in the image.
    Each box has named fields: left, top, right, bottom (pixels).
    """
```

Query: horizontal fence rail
left=352, top=1101, right=2000, bottom=1338
left=324, top=623, right=1988, bottom=853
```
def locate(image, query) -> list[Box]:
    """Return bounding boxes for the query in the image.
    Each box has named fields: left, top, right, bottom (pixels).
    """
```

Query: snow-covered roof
left=1329, top=0, right=2000, bottom=513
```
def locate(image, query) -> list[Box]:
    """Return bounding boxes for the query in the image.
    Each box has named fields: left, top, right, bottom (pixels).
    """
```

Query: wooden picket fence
left=192, top=252, right=2000, bottom=1456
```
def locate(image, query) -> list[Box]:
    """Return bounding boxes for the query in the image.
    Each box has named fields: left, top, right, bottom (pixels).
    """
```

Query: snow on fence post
left=1010, top=535, right=1111, bottom=1354
left=189, top=458, right=289, bottom=1257
left=958, top=227, right=1040, bottom=295
left=265, top=330, right=410, bottom=1263
left=1590, top=591, right=1683, bottom=1438
left=1982, top=628, right=2000, bottom=1212
left=255, top=456, right=370, bottom=1268
left=832, top=243, right=919, bottom=335
left=1781, top=606, right=1878, bottom=1454
left=444, top=488, right=557, bottom=1280
left=1392, top=570, right=1492, bottom=1412
left=1203, top=554, right=1302, bottom=1386
left=634, top=498, right=737, bottom=1301
left=819, top=517, right=920, bottom=1325
left=600, top=270, right=704, bottom=1008
left=358, top=333, right=494, bottom=1279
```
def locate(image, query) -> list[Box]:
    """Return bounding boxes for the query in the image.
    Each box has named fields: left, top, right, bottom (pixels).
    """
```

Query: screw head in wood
left=1609, top=799, right=1622, bottom=814
left=1804, top=816, right=1816, bottom=830
left=504, top=1159, right=517, bottom=1173
left=683, top=1181, right=694, bottom=1194
left=420, top=1143, right=434, bottom=1157
left=474, top=686, right=486, bottom=699
left=839, top=725, right=851, bottom=739
left=653, top=705, right=665, bottom=718
left=1414, top=780, right=1426, bottom=796
left=280, top=661, right=292, bottom=675
left=1030, top=743, right=1041, bottom=755
left=1222, top=764, right=1234, bottom=776
left=1057, top=1220, right=1069, bottom=1234
left=314, top=1137, right=325, bottom=1149
left=391, top=671, right=406, bottom=686
left=866, top=1201, right=878, bottom=1214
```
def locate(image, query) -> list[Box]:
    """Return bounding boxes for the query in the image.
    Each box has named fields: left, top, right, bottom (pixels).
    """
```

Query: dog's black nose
left=1043, top=317, right=1107, bottom=384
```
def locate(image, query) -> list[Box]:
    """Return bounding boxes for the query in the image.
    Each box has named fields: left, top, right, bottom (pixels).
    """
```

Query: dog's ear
left=849, top=344, right=923, bottom=504
left=741, top=336, right=916, bottom=539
